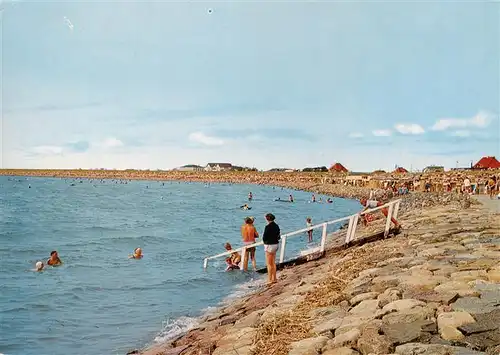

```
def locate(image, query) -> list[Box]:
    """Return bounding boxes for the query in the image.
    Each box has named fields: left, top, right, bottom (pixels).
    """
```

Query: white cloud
left=348, top=132, right=364, bottom=138
left=394, top=123, right=425, bottom=135
left=372, top=129, right=392, bottom=137
left=451, top=130, right=470, bottom=137
left=63, top=16, right=74, bottom=31
left=188, top=132, right=224, bottom=146
left=431, top=111, right=495, bottom=131
left=32, top=145, right=64, bottom=155
left=102, top=137, right=124, bottom=148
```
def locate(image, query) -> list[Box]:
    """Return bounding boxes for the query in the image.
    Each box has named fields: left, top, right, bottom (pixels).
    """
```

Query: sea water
left=0, top=176, right=360, bottom=355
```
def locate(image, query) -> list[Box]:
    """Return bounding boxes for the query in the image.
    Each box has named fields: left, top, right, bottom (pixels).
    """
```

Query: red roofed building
left=329, top=163, right=348, bottom=173
left=393, top=167, right=408, bottom=174
left=473, top=156, right=500, bottom=170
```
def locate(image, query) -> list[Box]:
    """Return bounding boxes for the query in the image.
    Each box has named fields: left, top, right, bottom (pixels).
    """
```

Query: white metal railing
left=202, top=199, right=401, bottom=269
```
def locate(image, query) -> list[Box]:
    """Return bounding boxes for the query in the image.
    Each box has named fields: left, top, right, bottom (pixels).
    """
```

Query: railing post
left=384, top=203, right=394, bottom=238
left=320, top=223, right=327, bottom=252
left=203, top=258, right=208, bottom=269
left=241, top=247, right=248, bottom=271
left=393, top=200, right=400, bottom=220
left=349, top=214, right=359, bottom=243
left=345, top=215, right=354, bottom=244
left=279, top=236, right=287, bottom=263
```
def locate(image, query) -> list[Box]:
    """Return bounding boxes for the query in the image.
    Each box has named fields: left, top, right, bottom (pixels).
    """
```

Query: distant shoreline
left=0, top=169, right=380, bottom=200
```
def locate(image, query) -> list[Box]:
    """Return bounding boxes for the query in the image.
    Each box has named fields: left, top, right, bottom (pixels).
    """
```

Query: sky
left=1, top=0, right=498, bottom=171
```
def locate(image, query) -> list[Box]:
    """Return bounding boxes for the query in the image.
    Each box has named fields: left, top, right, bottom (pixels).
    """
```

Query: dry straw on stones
left=252, top=241, right=405, bottom=355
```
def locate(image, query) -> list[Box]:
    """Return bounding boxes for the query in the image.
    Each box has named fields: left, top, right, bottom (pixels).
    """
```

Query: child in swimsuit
left=224, top=243, right=241, bottom=271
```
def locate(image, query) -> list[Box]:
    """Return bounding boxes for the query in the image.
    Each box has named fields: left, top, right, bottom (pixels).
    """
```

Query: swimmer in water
left=289, top=194, right=294, bottom=202
left=240, top=204, right=250, bottom=210
left=224, top=243, right=241, bottom=271
left=248, top=192, right=253, bottom=201
left=34, top=261, right=44, bottom=272
left=129, top=247, right=143, bottom=259
left=47, top=251, right=62, bottom=266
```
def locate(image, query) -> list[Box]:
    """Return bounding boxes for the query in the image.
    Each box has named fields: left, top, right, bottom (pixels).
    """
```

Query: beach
left=1, top=169, right=499, bottom=355
left=136, top=191, right=499, bottom=355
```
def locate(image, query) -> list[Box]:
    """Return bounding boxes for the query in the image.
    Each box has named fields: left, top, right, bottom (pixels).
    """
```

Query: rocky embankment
left=138, top=193, right=499, bottom=355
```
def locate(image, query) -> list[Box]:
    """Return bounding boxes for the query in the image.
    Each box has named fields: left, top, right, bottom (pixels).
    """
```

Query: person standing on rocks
left=263, top=213, right=280, bottom=285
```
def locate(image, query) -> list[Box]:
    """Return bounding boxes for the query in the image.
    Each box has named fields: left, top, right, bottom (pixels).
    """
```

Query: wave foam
left=154, top=316, right=199, bottom=344
left=222, top=276, right=265, bottom=304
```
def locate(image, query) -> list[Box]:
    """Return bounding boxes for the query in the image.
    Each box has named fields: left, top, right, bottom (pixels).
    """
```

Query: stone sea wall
left=135, top=191, right=498, bottom=355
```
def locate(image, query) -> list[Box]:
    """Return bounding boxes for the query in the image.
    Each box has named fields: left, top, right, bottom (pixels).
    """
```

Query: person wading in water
left=241, top=217, right=259, bottom=271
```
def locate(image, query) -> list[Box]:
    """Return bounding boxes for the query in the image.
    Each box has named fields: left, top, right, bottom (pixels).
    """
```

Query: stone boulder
left=349, top=292, right=379, bottom=306
left=356, top=322, right=392, bottom=355
left=327, top=328, right=360, bottom=348
left=288, top=336, right=329, bottom=355
left=395, top=342, right=487, bottom=355
left=349, top=299, right=380, bottom=316
left=437, top=311, right=475, bottom=341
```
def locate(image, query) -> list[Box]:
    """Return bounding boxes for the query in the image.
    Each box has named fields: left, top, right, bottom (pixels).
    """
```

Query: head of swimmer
left=133, top=247, right=143, bottom=258
left=49, top=250, right=61, bottom=264
left=360, top=199, right=367, bottom=206
left=224, top=242, right=232, bottom=251
left=35, top=261, right=44, bottom=271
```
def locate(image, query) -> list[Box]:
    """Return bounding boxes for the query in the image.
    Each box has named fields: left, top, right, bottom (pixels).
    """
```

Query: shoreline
left=133, top=191, right=498, bottom=355
left=0, top=169, right=386, bottom=201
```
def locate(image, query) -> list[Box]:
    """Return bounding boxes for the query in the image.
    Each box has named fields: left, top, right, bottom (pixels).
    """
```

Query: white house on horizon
left=204, top=163, right=233, bottom=172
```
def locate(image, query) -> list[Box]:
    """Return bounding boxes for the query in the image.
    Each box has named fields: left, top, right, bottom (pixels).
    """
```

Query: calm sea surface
left=0, top=176, right=360, bottom=355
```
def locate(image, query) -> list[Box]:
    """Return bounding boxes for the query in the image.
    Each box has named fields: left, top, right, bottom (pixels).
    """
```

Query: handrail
left=202, top=199, right=401, bottom=268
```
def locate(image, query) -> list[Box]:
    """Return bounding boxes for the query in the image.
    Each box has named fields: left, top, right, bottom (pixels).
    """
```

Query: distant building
left=329, top=163, right=348, bottom=173
left=473, top=156, right=500, bottom=170
left=204, top=163, right=233, bottom=172
left=176, top=164, right=204, bottom=172
left=393, top=167, right=408, bottom=174
left=268, top=168, right=297, bottom=172
left=302, top=166, right=328, bottom=172
left=423, top=165, right=445, bottom=173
